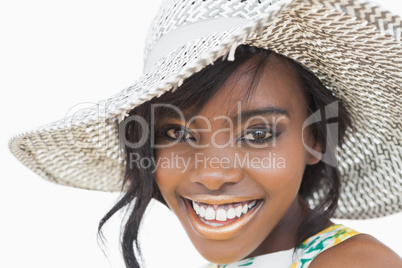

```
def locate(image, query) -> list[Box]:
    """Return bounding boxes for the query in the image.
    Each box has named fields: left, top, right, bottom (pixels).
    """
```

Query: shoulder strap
left=291, top=224, right=360, bottom=268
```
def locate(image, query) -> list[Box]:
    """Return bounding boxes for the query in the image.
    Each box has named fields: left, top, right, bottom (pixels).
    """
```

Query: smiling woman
left=154, top=49, right=328, bottom=262
left=8, top=0, right=402, bottom=267
left=107, top=45, right=355, bottom=267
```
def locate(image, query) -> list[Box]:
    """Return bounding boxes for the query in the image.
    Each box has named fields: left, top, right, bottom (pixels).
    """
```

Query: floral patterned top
left=202, top=224, right=360, bottom=268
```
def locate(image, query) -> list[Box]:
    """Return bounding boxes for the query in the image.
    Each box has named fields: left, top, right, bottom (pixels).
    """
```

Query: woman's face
left=154, top=55, right=320, bottom=263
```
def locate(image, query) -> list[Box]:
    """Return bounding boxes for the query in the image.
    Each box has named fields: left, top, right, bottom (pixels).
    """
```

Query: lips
left=182, top=196, right=263, bottom=240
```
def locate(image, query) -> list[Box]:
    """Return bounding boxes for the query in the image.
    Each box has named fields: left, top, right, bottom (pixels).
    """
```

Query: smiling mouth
left=190, top=199, right=259, bottom=227
left=182, top=197, right=263, bottom=239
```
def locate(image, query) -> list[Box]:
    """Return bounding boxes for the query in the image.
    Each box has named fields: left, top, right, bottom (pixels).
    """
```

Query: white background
left=1, top=0, right=401, bottom=267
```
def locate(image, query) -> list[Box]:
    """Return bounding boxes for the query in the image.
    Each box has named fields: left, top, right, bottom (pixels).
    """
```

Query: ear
left=306, top=139, right=322, bottom=165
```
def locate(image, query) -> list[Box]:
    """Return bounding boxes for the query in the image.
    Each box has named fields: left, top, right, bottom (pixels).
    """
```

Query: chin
left=193, top=240, right=253, bottom=265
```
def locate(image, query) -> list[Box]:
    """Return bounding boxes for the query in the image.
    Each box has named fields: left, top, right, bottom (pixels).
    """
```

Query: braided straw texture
left=9, top=0, right=402, bottom=219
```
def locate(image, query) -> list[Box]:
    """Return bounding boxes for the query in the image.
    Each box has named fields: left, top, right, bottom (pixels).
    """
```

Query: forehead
left=195, top=54, right=307, bottom=120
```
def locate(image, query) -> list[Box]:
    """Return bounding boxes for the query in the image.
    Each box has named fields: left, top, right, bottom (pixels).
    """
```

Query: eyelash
left=157, top=125, right=280, bottom=145
left=238, top=128, right=276, bottom=144
left=164, top=127, right=196, bottom=142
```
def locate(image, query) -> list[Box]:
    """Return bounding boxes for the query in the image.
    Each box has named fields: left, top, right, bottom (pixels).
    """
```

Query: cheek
left=155, top=168, right=181, bottom=217
left=155, top=167, right=172, bottom=194
left=246, top=162, right=302, bottom=198
left=154, top=150, right=180, bottom=202
left=245, top=146, right=307, bottom=201
left=154, top=149, right=191, bottom=212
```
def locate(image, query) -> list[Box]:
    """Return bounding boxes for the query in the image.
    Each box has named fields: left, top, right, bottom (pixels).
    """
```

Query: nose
left=188, top=148, right=243, bottom=191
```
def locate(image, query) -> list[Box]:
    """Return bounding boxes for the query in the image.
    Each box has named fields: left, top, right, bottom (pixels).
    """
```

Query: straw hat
left=9, top=0, right=402, bottom=219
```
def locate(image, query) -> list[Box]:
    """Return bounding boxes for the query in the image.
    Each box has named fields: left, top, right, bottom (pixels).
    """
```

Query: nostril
left=189, top=169, right=243, bottom=191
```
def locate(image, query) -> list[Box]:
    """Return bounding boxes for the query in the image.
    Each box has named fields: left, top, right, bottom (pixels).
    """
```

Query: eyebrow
left=232, top=107, right=290, bottom=122
left=155, top=106, right=290, bottom=126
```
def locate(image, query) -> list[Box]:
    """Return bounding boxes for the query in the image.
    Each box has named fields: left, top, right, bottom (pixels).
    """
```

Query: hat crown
left=143, top=0, right=281, bottom=70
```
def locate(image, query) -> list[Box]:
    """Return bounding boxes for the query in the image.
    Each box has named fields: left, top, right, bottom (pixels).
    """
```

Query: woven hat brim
left=9, top=0, right=402, bottom=219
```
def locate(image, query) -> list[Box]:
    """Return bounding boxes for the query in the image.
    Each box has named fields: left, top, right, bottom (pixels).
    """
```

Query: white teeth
left=235, top=206, right=242, bottom=217
left=205, top=207, right=216, bottom=220
left=191, top=200, right=259, bottom=222
left=199, top=206, right=206, bottom=217
left=216, top=209, right=227, bottom=221
left=193, top=201, right=200, bottom=214
left=227, top=208, right=236, bottom=219
left=242, top=204, right=248, bottom=214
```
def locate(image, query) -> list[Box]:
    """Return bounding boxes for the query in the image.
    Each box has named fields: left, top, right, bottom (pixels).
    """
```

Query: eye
left=165, top=127, right=195, bottom=142
left=238, top=128, right=277, bottom=145
left=243, top=129, right=271, bottom=140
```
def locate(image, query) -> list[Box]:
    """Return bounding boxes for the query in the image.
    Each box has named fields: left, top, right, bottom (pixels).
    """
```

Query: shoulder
left=309, top=234, right=402, bottom=268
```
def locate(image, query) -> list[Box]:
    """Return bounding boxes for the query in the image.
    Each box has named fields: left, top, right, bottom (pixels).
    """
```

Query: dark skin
left=154, top=55, right=402, bottom=266
left=310, top=234, right=402, bottom=267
